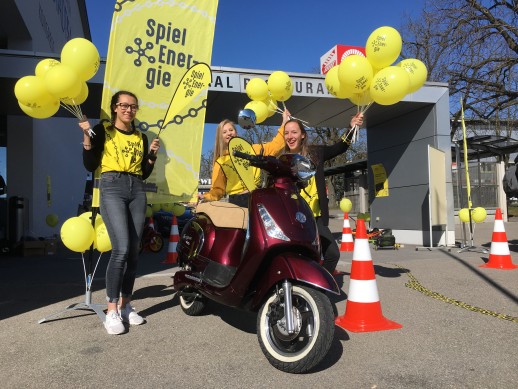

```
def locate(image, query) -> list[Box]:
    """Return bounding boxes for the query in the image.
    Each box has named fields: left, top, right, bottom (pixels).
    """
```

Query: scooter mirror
left=237, top=109, right=256, bottom=129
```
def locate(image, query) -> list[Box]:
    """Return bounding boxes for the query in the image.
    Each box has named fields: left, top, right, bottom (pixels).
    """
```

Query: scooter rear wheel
left=257, top=284, right=334, bottom=374
left=179, top=290, right=206, bottom=316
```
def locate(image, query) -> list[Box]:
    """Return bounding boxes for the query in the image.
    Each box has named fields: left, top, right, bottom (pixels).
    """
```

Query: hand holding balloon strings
left=344, top=112, right=365, bottom=144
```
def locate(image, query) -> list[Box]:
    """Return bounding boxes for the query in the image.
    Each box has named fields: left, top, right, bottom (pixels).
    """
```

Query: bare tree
left=401, top=0, right=518, bottom=140
left=199, top=149, right=214, bottom=180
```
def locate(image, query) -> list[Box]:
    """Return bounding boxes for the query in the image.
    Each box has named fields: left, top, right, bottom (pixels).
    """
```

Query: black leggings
left=317, top=217, right=340, bottom=273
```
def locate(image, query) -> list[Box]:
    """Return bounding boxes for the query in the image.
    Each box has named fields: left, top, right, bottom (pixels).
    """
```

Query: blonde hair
left=212, top=119, right=238, bottom=165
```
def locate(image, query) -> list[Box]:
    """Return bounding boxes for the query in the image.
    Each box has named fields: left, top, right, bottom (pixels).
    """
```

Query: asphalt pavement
left=0, top=214, right=516, bottom=388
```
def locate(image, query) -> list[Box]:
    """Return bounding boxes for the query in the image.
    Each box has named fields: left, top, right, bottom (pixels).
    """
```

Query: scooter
left=173, top=109, right=339, bottom=374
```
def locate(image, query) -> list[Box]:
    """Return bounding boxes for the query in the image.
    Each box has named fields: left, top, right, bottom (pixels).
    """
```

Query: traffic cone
left=339, top=212, right=354, bottom=252
left=161, top=215, right=179, bottom=264
left=148, top=215, right=155, bottom=231
left=480, top=208, right=518, bottom=270
left=335, top=219, right=402, bottom=332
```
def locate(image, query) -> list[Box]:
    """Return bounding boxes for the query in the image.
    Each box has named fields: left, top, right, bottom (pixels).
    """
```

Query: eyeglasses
left=116, top=103, right=139, bottom=111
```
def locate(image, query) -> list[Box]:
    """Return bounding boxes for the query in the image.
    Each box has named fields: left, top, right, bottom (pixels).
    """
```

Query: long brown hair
left=212, top=119, right=238, bottom=165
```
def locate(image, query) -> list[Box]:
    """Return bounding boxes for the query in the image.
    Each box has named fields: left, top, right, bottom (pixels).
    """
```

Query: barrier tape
left=391, top=263, right=518, bottom=324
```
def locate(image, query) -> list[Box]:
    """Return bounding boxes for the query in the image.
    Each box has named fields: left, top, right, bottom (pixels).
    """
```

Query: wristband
left=147, top=153, right=157, bottom=161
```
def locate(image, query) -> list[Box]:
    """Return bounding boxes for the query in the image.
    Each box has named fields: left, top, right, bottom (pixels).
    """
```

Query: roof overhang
left=0, top=54, right=445, bottom=130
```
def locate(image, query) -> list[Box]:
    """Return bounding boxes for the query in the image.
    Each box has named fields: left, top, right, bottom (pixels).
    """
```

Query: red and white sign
left=320, top=45, right=366, bottom=74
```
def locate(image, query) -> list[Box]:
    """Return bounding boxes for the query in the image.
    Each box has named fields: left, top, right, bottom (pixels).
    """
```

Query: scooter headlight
left=257, top=204, right=290, bottom=241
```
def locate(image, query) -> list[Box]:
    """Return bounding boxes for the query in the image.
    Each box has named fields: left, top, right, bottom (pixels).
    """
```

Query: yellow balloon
left=18, top=100, right=60, bottom=119
left=246, top=78, right=269, bottom=101
left=60, top=216, right=95, bottom=252
left=94, top=221, right=112, bottom=253
left=44, top=64, right=82, bottom=100
left=46, top=213, right=59, bottom=227
left=15, top=75, right=56, bottom=107
left=337, top=55, right=373, bottom=93
left=151, top=203, right=161, bottom=212
left=267, top=71, right=293, bottom=102
left=35, top=58, right=61, bottom=78
left=61, top=81, right=89, bottom=105
left=79, top=211, right=104, bottom=228
left=172, top=203, right=186, bottom=217
left=60, top=38, right=100, bottom=81
left=325, top=65, right=352, bottom=99
left=398, top=58, right=428, bottom=93
left=162, top=203, right=174, bottom=212
left=459, top=208, right=470, bottom=223
left=472, top=207, right=487, bottom=223
left=262, top=95, right=278, bottom=118
left=349, top=90, right=372, bottom=107
left=145, top=205, right=153, bottom=218
left=369, top=66, right=410, bottom=105
left=245, top=100, right=269, bottom=124
left=340, top=198, right=352, bottom=213
left=365, top=26, right=402, bottom=68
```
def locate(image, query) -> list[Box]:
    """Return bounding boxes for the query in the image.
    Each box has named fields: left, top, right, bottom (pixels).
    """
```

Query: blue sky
left=85, top=0, right=423, bottom=152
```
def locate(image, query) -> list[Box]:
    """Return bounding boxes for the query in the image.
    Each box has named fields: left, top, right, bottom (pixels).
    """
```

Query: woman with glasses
left=79, top=90, right=160, bottom=335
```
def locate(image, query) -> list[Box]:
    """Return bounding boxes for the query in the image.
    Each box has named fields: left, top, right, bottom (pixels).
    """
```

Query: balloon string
left=88, top=252, right=103, bottom=290
left=272, top=107, right=309, bottom=125
left=60, top=102, right=84, bottom=120
left=81, top=253, right=87, bottom=293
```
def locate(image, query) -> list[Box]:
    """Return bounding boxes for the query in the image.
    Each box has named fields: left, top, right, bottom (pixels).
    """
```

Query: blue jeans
left=100, top=172, right=147, bottom=303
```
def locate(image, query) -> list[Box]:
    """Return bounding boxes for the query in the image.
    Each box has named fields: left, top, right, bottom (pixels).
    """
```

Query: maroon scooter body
left=173, top=154, right=339, bottom=311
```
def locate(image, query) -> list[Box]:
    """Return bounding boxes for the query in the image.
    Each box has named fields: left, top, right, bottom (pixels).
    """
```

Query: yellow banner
left=101, top=0, right=218, bottom=203
left=229, top=137, right=257, bottom=192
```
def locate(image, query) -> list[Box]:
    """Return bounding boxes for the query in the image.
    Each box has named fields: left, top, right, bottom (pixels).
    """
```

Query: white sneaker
left=120, top=303, right=145, bottom=325
left=104, top=310, right=125, bottom=335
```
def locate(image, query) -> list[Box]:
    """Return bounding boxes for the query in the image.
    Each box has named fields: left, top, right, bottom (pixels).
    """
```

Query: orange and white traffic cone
left=339, top=212, right=354, bottom=252
left=480, top=208, right=518, bottom=270
left=335, top=218, right=402, bottom=332
left=161, top=215, right=179, bottom=265
left=148, top=215, right=155, bottom=231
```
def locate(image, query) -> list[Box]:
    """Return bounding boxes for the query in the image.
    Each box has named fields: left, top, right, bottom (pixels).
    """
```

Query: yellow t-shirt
left=300, top=176, right=321, bottom=217
left=101, top=126, right=144, bottom=175
left=203, top=127, right=286, bottom=201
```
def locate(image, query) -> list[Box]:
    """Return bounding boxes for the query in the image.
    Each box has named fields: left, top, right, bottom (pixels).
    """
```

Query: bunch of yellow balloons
left=324, top=26, right=428, bottom=108
left=14, top=38, right=99, bottom=120
left=60, top=212, right=112, bottom=253
left=243, top=71, right=294, bottom=124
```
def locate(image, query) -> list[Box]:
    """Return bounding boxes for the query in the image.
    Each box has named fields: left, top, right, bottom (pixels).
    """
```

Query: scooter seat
left=196, top=201, right=248, bottom=229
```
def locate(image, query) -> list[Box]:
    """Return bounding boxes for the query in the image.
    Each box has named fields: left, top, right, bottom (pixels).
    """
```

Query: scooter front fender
left=251, top=253, right=340, bottom=311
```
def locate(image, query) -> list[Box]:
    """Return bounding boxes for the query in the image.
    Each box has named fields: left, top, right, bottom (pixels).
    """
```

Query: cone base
left=161, top=255, right=178, bottom=265
left=479, top=260, right=518, bottom=270
left=335, top=301, right=402, bottom=333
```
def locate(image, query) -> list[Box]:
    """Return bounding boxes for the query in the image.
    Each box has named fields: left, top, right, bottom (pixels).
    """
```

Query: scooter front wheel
left=179, top=289, right=206, bottom=316
left=257, top=284, right=334, bottom=374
